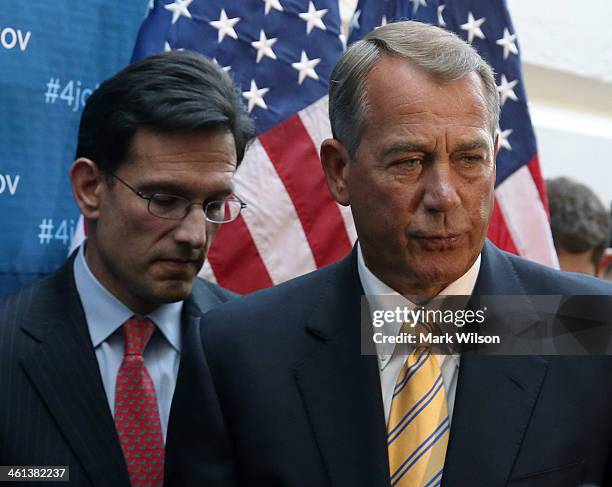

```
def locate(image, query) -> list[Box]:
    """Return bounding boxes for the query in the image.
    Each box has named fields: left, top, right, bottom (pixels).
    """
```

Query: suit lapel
left=443, top=355, right=547, bottom=485
left=167, top=294, right=205, bottom=438
left=294, top=250, right=390, bottom=487
left=19, top=258, right=130, bottom=487
left=442, top=242, right=549, bottom=485
left=165, top=281, right=236, bottom=485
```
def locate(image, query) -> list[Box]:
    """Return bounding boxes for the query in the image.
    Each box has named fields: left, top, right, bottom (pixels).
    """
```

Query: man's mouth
left=410, top=232, right=463, bottom=250
left=155, top=257, right=200, bottom=273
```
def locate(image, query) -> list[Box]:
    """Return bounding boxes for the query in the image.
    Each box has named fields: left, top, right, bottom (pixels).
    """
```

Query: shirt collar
left=73, top=242, right=183, bottom=352
left=357, top=242, right=480, bottom=369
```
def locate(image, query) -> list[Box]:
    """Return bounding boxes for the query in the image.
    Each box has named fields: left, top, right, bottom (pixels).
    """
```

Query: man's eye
left=460, top=156, right=481, bottom=166
left=394, top=158, right=422, bottom=168
left=152, top=194, right=181, bottom=206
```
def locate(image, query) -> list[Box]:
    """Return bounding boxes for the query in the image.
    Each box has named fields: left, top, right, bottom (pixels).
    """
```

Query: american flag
left=126, top=0, right=557, bottom=293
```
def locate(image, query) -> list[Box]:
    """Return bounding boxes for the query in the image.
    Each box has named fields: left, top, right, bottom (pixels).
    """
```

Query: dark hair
left=547, top=176, right=611, bottom=266
left=75, top=50, right=255, bottom=172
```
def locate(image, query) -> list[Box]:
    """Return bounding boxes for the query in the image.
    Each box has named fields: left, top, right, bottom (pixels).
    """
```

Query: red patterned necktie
left=114, top=316, right=165, bottom=487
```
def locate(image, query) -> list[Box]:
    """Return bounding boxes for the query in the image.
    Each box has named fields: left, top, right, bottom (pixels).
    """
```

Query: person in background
left=598, top=209, right=612, bottom=280
left=547, top=176, right=611, bottom=277
left=0, top=51, right=254, bottom=487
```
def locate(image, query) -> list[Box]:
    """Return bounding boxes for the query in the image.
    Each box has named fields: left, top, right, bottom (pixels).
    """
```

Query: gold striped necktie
left=387, top=348, right=449, bottom=487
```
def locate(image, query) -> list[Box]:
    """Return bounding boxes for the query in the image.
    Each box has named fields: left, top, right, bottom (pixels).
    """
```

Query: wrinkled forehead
left=363, top=56, right=494, bottom=133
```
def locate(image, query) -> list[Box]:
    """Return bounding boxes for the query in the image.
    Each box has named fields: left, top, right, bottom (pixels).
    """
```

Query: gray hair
left=328, top=21, right=500, bottom=157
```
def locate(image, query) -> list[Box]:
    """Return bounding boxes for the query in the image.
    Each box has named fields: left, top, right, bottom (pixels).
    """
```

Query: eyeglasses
left=109, top=173, right=246, bottom=223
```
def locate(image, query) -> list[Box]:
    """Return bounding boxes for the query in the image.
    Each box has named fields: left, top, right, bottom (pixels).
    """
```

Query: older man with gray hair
left=201, top=21, right=612, bottom=486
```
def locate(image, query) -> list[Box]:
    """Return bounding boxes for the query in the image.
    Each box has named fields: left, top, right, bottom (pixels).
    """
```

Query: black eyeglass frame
left=109, top=173, right=246, bottom=223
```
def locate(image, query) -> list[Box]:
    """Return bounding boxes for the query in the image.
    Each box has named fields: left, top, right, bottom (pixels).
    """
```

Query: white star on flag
left=164, top=0, right=193, bottom=24
left=496, top=28, right=518, bottom=60
left=497, top=128, right=514, bottom=151
left=262, top=0, right=283, bottom=15
left=212, top=58, right=231, bottom=72
left=497, top=74, right=519, bottom=106
left=350, top=10, right=361, bottom=30
left=251, top=30, right=278, bottom=63
left=291, top=50, right=321, bottom=85
left=298, top=2, right=328, bottom=34
left=339, top=33, right=347, bottom=51
left=209, top=9, right=240, bottom=43
left=460, top=12, right=486, bottom=43
left=378, top=15, right=387, bottom=28
left=242, top=80, right=269, bottom=112
left=437, top=5, right=446, bottom=27
left=410, top=0, right=427, bottom=14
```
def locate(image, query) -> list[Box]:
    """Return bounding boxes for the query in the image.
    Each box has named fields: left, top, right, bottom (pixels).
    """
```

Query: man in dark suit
left=201, top=21, right=612, bottom=486
left=0, top=51, right=254, bottom=486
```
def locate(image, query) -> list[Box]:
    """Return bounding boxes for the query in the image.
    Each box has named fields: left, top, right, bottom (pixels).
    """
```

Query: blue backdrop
left=0, top=0, right=148, bottom=294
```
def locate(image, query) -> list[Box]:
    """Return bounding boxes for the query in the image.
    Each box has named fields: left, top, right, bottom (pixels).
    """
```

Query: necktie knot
left=123, top=316, right=155, bottom=356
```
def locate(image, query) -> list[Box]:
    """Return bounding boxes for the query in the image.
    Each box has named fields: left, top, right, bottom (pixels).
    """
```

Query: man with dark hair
left=0, top=51, right=254, bottom=486
left=200, top=21, right=612, bottom=486
left=547, top=176, right=611, bottom=276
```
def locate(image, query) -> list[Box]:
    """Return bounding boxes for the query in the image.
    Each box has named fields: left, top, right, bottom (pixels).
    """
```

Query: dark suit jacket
left=0, top=255, right=236, bottom=487
left=202, top=241, right=612, bottom=486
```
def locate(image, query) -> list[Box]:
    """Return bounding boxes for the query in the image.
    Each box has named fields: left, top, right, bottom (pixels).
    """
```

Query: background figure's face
left=86, top=129, right=237, bottom=313
left=344, top=56, right=497, bottom=296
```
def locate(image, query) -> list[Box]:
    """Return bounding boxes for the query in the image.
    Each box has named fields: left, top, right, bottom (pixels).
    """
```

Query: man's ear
left=320, top=138, right=352, bottom=206
left=70, top=158, right=105, bottom=220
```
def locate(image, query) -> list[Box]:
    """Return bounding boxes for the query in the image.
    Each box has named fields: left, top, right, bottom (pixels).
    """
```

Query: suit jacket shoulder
left=479, top=240, right=612, bottom=295
left=0, top=257, right=132, bottom=486
left=190, top=277, right=237, bottom=309
left=202, top=252, right=357, bottom=342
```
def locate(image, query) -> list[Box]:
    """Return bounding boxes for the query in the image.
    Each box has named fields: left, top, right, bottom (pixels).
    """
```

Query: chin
left=154, top=281, right=193, bottom=303
left=410, top=263, right=467, bottom=289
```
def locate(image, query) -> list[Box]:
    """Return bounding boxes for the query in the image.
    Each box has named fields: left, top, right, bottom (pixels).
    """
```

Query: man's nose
left=421, top=163, right=462, bottom=212
left=173, top=205, right=207, bottom=248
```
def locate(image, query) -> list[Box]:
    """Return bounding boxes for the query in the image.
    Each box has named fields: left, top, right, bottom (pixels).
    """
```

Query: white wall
left=507, top=0, right=612, bottom=206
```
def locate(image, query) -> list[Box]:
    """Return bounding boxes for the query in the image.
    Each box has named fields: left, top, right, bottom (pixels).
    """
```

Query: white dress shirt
left=73, top=242, right=183, bottom=442
left=357, top=244, right=481, bottom=425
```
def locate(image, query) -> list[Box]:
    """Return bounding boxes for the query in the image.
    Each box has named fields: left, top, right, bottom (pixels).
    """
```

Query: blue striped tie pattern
left=387, top=349, right=449, bottom=486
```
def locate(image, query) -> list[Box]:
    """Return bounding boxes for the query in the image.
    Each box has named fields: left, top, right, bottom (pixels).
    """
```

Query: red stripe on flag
left=487, top=196, right=519, bottom=255
left=207, top=215, right=273, bottom=294
left=526, top=155, right=550, bottom=217
left=259, top=114, right=352, bottom=267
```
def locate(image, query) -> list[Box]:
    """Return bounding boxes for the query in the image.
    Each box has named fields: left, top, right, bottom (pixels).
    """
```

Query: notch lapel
left=19, top=259, right=130, bottom=487
left=442, top=355, right=548, bottom=485
left=164, top=291, right=237, bottom=485
left=293, top=251, right=391, bottom=487
left=442, top=242, right=549, bottom=485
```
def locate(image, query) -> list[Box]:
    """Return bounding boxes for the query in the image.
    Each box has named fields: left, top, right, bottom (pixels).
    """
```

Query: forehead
left=115, top=128, right=238, bottom=197
left=362, top=55, right=491, bottom=139
left=119, top=128, right=237, bottom=190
